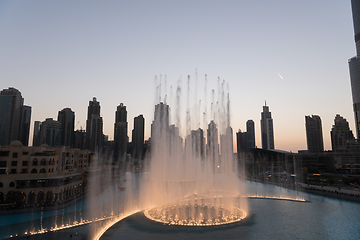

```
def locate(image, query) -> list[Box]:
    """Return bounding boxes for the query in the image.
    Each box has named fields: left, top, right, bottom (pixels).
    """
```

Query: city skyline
left=0, top=1, right=356, bottom=152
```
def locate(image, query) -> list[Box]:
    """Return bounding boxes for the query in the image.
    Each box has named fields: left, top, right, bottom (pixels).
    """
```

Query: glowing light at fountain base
left=144, top=201, right=247, bottom=226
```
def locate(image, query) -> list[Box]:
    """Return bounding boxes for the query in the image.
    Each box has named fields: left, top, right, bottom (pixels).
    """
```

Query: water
left=99, top=181, right=360, bottom=240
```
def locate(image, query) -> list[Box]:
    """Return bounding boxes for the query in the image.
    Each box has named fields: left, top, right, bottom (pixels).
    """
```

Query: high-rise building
left=349, top=0, right=360, bottom=139
left=207, top=120, right=219, bottom=165
left=151, top=102, right=170, bottom=141
left=186, top=128, right=205, bottom=158
left=38, top=118, right=61, bottom=147
left=58, top=108, right=75, bottom=147
left=33, top=121, right=41, bottom=146
left=19, top=105, right=31, bottom=146
left=305, top=115, right=324, bottom=153
left=246, top=120, right=255, bottom=151
left=0, top=87, right=31, bottom=146
left=85, top=97, right=103, bottom=152
left=260, top=102, right=274, bottom=150
left=236, top=120, right=255, bottom=154
left=236, top=130, right=247, bottom=153
left=114, top=103, right=128, bottom=161
left=330, top=114, right=355, bottom=151
left=132, top=114, right=144, bottom=159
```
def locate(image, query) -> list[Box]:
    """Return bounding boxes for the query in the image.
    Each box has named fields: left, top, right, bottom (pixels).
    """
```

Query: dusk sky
left=0, top=1, right=356, bottom=152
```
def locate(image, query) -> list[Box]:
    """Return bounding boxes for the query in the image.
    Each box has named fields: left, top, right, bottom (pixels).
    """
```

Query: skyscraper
left=246, top=120, right=255, bottom=151
left=236, top=130, right=247, bottom=153
left=349, top=0, right=360, bottom=139
left=132, top=114, right=144, bottom=159
left=0, top=87, right=31, bottom=146
left=58, top=108, right=75, bottom=147
left=38, top=118, right=61, bottom=147
left=305, top=115, right=324, bottom=153
left=19, top=105, right=31, bottom=146
left=207, top=120, right=219, bottom=168
left=32, top=121, right=41, bottom=146
left=151, top=102, right=170, bottom=141
left=85, top=97, right=103, bottom=152
left=330, top=114, right=355, bottom=151
left=114, top=103, right=128, bottom=161
left=260, top=102, right=274, bottom=150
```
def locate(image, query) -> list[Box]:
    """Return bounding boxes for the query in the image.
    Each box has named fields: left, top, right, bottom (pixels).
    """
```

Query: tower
left=132, top=114, right=144, bottom=159
left=246, top=119, right=255, bottom=151
left=349, top=0, right=360, bottom=138
left=85, top=97, right=103, bottom=152
left=260, top=102, right=274, bottom=150
left=305, top=115, right=324, bottom=153
left=330, top=114, right=355, bottom=151
left=114, top=103, right=128, bottom=162
left=58, top=108, right=75, bottom=147
left=0, top=87, right=31, bottom=146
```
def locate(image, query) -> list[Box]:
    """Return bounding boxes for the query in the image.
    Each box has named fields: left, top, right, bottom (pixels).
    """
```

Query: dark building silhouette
left=305, top=115, right=324, bottom=153
left=39, top=118, right=61, bottom=147
left=132, top=114, right=144, bottom=159
left=74, top=129, right=86, bottom=150
left=114, top=103, right=128, bottom=162
left=19, top=105, right=31, bottom=146
left=246, top=120, right=255, bottom=151
left=186, top=128, right=205, bottom=158
left=261, top=102, right=274, bottom=150
left=58, top=108, right=75, bottom=147
left=331, top=114, right=355, bottom=151
left=236, top=130, right=247, bottom=153
left=349, top=0, right=360, bottom=139
left=151, top=102, right=170, bottom=140
left=32, top=121, right=41, bottom=146
left=0, top=87, right=31, bottom=146
left=207, top=120, right=219, bottom=168
left=237, top=120, right=255, bottom=155
left=85, top=97, right=103, bottom=152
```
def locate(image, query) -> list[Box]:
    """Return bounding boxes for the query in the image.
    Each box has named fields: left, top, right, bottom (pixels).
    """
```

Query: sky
left=0, top=0, right=356, bottom=152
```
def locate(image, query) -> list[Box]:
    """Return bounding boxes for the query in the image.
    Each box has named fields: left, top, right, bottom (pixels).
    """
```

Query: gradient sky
left=0, top=0, right=356, bottom=152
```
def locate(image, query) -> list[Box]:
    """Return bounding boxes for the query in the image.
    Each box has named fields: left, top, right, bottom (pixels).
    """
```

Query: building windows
left=0, top=151, right=9, bottom=157
left=22, top=161, right=28, bottom=166
left=21, top=169, right=28, bottom=174
left=10, top=169, right=17, bottom=174
left=12, top=152, right=18, bottom=158
left=32, top=159, right=38, bottom=166
left=0, top=182, right=3, bottom=187
left=0, top=169, right=6, bottom=174
left=11, top=161, right=17, bottom=166
left=23, top=152, right=28, bottom=155
left=9, top=182, right=15, bottom=187
left=0, top=161, right=6, bottom=167
left=40, top=159, right=46, bottom=165
left=31, top=168, right=37, bottom=173
left=39, top=168, right=46, bottom=173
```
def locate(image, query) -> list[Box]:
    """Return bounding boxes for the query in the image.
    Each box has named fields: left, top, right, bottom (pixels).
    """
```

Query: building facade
left=114, top=103, right=128, bottom=162
left=85, top=97, right=103, bottom=152
left=349, top=0, right=360, bottom=139
left=38, top=118, right=62, bottom=147
left=330, top=114, right=355, bottom=151
left=0, top=141, right=91, bottom=206
left=260, top=103, right=274, bottom=150
left=132, top=114, right=144, bottom=159
left=0, top=87, right=31, bottom=146
left=58, top=108, right=75, bottom=147
left=305, top=115, right=324, bottom=153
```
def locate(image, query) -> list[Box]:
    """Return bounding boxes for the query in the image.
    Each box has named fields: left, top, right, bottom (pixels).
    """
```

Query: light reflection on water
left=1, top=177, right=360, bottom=240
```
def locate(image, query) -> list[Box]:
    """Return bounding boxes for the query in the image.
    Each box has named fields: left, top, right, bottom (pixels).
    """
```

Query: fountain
left=134, top=74, right=248, bottom=227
